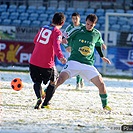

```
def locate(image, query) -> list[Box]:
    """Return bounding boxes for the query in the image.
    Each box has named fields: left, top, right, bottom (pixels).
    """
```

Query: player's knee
left=34, top=82, right=41, bottom=86
left=34, top=82, right=41, bottom=90
left=99, top=82, right=105, bottom=89
left=58, top=74, right=68, bottom=84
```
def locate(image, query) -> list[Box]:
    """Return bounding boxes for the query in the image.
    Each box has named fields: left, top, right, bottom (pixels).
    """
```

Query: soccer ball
left=11, top=78, right=23, bottom=91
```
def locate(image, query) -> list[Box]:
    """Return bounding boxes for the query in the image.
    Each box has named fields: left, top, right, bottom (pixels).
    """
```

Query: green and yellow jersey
left=67, top=26, right=104, bottom=65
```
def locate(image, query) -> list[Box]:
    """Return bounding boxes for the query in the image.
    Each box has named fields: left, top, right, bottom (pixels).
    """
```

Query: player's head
left=52, top=12, right=65, bottom=26
left=71, top=12, right=80, bottom=26
left=85, top=14, right=98, bottom=31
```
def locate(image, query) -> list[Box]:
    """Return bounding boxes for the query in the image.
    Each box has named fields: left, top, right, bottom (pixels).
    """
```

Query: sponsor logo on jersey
left=79, top=39, right=94, bottom=45
left=79, top=39, right=89, bottom=44
left=78, top=46, right=91, bottom=56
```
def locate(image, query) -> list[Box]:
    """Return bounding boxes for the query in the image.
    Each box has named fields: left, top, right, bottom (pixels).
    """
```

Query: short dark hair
left=71, top=12, right=80, bottom=17
left=86, top=14, right=98, bottom=23
left=52, top=12, right=65, bottom=25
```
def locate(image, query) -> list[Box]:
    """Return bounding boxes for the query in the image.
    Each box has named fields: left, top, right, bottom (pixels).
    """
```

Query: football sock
left=99, top=94, right=108, bottom=108
left=33, top=82, right=41, bottom=99
left=42, top=84, right=55, bottom=106
left=76, top=75, right=82, bottom=84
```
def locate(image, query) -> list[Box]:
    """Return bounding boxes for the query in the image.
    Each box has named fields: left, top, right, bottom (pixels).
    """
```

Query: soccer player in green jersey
left=63, top=12, right=84, bottom=89
left=56, top=14, right=111, bottom=111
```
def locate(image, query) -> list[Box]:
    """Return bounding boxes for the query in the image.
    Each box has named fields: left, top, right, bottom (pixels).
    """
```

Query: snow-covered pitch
left=0, top=71, right=133, bottom=133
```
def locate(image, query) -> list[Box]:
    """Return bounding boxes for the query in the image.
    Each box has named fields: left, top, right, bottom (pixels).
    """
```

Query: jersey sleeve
left=33, top=29, right=41, bottom=44
left=62, top=24, right=73, bottom=48
left=53, top=30, right=64, bottom=60
left=67, top=27, right=80, bottom=43
left=95, top=31, right=104, bottom=46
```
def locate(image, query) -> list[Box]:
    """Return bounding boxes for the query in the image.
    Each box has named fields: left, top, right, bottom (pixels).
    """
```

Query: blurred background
left=0, top=0, right=133, bottom=77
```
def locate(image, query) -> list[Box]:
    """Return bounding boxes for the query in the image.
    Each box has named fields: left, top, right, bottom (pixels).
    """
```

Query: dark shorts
left=29, top=64, right=58, bottom=85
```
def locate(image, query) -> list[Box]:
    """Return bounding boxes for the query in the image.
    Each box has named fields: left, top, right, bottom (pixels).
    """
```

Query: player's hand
left=60, top=57, right=67, bottom=64
left=102, top=57, right=111, bottom=64
left=66, top=46, right=71, bottom=52
left=102, top=44, right=107, bottom=50
left=62, top=38, right=68, bottom=44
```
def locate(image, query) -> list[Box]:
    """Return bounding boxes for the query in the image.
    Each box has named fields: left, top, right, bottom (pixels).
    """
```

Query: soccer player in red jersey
left=29, top=12, right=67, bottom=109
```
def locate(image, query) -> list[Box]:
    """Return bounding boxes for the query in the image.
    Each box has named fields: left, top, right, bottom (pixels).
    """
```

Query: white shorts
left=61, top=60, right=100, bottom=82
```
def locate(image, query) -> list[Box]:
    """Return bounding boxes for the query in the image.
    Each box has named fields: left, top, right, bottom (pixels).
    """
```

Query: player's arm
left=102, top=44, right=107, bottom=50
left=33, top=27, right=42, bottom=44
left=95, top=33, right=111, bottom=64
left=95, top=46, right=111, bottom=64
left=53, top=32, right=67, bottom=64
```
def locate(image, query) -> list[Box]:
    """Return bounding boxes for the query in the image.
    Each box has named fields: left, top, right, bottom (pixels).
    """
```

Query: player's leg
left=29, top=64, right=43, bottom=109
left=80, top=78, right=84, bottom=88
left=33, top=82, right=42, bottom=109
left=91, top=75, right=111, bottom=111
left=56, top=71, right=69, bottom=89
left=76, top=75, right=81, bottom=89
left=76, top=75, right=84, bottom=89
left=80, top=65, right=111, bottom=111
left=41, top=81, right=56, bottom=109
left=56, top=61, right=80, bottom=89
left=41, top=66, right=58, bottom=109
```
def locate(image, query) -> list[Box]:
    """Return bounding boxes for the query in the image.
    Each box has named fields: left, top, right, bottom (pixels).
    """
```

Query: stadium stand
left=0, top=0, right=132, bottom=31
left=109, top=17, right=118, bottom=25
left=48, top=0, right=58, bottom=8
left=115, top=9, right=125, bottom=13
left=58, top=0, right=66, bottom=8
left=100, top=24, right=105, bottom=31
left=17, top=5, right=26, bottom=13
left=0, top=4, right=7, bottom=13
left=2, top=19, right=11, bottom=25
left=95, top=9, right=105, bottom=17
left=126, top=10, right=133, bottom=14
left=85, top=8, right=95, bottom=15
left=76, top=8, right=85, bottom=15
left=26, top=5, right=36, bottom=14
left=9, top=12, right=19, bottom=20
left=80, top=15, right=86, bottom=23
left=56, top=7, right=66, bottom=12
left=73, top=0, right=88, bottom=8
left=36, top=6, right=46, bottom=14
left=30, top=20, right=41, bottom=27
left=105, top=9, right=115, bottom=13
left=110, top=24, right=120, bottom=31
left=7, top=4, right=17, bottom=13
left=19, top=12, right=29, bottom=21
left=11, top=19, right=21, bottom=26
left=41, top=21, right=50, bottom=27
left=28, top=13, right=39, bottom=21
left=38, top=14, right=48, bottom=22
left=21, top=20, right=31, bottom=27
left=98, top=16, right=105, bottom=24
left=0, top=12, right=9, bottom=20
left=120, top=25, right=130, bottom=32
left=101, top=1, right=113, bottom=9
left=46, top=6, right=56, bottom=14
left=95, top=23, right=100, bottom=29
left=117, top=17, right=128, bottom=25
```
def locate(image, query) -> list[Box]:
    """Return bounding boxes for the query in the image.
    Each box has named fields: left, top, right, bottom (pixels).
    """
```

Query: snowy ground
left=0, top=71, right=133, bottom=133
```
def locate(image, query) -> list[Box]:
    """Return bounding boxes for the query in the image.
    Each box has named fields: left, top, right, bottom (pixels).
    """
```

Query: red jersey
left=30, top=25, right=64, bottom=68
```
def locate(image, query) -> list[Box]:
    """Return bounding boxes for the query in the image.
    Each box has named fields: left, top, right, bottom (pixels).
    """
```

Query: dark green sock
left=99, top=94, right=108, bottom=108
left=76, top=75, right=82, bottom=84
